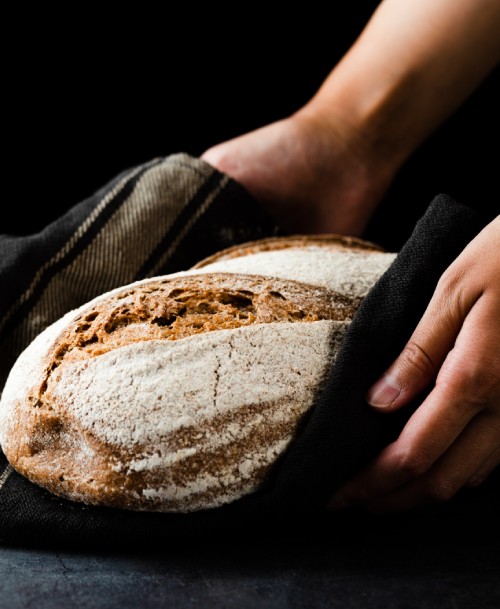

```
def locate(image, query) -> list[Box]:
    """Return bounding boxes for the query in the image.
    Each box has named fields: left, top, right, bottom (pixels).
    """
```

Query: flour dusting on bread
left=0, top=234, right=394, bottom=512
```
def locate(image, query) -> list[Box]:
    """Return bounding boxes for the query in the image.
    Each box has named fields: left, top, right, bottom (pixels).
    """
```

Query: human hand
left=329, top=216, right=500, bottom=512
left=201, top=111, right=394, bottom=236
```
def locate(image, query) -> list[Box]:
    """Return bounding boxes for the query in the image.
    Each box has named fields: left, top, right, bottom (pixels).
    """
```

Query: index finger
left=367, top=259, right=481, bottom=411
left=329, top=293, right=500, bottom=508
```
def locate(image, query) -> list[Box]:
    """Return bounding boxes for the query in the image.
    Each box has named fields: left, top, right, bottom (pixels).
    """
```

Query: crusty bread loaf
left=0, top=234, right=396, bottom=512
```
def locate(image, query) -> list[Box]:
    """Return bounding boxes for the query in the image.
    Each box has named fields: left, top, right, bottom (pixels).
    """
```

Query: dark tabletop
left=1, top=512, right=499, bottom=609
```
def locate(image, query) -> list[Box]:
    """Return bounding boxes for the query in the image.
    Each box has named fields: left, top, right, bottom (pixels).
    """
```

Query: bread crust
left=193, top=234, right=384, bottom=268
left=0, top=236, right=395, bottom=512
left=0, top=273, right=354, bottom=512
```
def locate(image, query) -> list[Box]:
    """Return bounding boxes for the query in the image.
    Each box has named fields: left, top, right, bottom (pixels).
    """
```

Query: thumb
left=367, top=268, right=477, bottom=411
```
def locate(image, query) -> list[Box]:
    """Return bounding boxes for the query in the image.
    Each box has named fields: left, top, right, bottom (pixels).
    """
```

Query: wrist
left=286, top=105, right=397, bottom=235
left=299, top=65, right=419, bottom=179
left=299, top=0, right=500, bottom=179
left=294, top=75, right=405, bottom=196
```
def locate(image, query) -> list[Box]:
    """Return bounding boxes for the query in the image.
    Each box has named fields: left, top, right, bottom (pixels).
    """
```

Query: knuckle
left=466, top=475, right=486, bottom=489
left=424, top=478, right=458, bottom=503
left=394, top=447, right=433, bottom=478
left=400, top=341, right=436, bottom=380
left=438, top=359, right=500, bottom=408
left=436, top=263, right=468, bottom=299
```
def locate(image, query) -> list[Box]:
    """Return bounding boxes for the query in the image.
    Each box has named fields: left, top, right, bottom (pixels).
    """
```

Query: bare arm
left=308, top=0, right=500, bottom=174
left=203, top=0, right=500, bottom=235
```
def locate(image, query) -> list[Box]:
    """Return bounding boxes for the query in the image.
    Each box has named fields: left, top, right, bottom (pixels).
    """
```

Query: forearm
left=300, top=0, right=500, bottom=172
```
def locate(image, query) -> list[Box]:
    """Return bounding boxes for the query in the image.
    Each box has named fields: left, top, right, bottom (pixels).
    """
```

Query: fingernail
left=326, top=494, right=351, bottom=511
left=367, top=375, right=401, bottom=408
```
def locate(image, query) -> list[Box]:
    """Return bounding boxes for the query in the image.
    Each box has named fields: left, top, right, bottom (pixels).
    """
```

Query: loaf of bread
left=0, top=235, right=395, bottom=512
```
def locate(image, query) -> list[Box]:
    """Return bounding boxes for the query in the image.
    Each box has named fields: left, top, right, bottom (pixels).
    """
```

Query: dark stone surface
left=1, top=519, right=499, bottom=609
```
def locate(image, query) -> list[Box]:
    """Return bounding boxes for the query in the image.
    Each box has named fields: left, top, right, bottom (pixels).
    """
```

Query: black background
left=4, top=6, right=498, bottom=248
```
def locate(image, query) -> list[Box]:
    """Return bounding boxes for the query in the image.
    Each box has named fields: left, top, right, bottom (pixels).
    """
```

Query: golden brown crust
left=4, top=272, right=359, bottom=512
left=192, top=234, right=385, bottom=268
left=1, top=231, right=394, bottom=513
left=14, top=395, right=300, bottom=512
left=40, top=272, right=358, bottom=375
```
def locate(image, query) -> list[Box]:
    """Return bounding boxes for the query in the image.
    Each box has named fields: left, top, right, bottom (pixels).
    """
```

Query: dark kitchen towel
left=0, top=153, right=497, bottom=547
